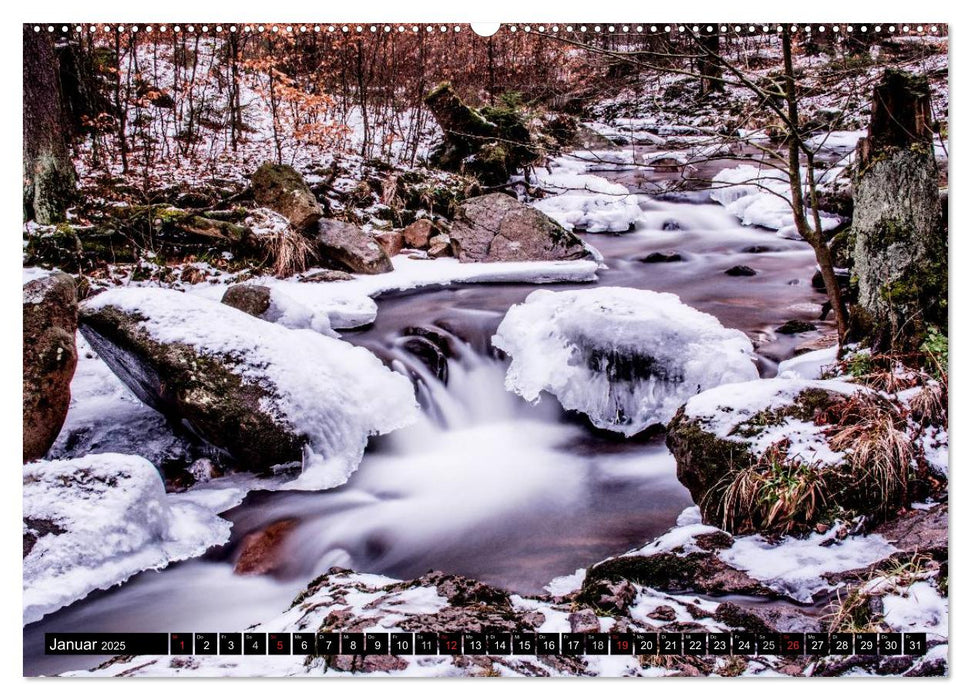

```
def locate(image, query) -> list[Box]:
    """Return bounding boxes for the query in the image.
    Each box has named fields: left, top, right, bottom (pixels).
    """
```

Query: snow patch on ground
left=776, top=345, right=839, bottom=380
left=626, top=523, right=726, bottom=557
left=23, top=453, right=230, bottom=625
left=494, top=287, right=759, bottom=435
left=719, top=526, right=897, bottom=603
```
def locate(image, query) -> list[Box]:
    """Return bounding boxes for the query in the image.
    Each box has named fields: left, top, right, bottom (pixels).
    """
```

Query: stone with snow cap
left=79, top=288, right=418, bottom=488
left=23, top=452, right=230, bottom=624
left=493, top=287, right=759, bottom=436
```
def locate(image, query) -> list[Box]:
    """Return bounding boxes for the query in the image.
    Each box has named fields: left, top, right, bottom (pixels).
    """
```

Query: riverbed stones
left=221, top=284, right=272, bottom=318
left=640, top=251, right=684, bottom=263
left=234, top=519, right=298, bottom=575
left=316, top=219, right=394, bottom=274
left=775, top=320, right=817, bottom=335
left=402, top=219, right=440, bottom=248
left=251, top=163, right=323, bottom=231
left=449, top=193, right=593, bottom=263
left=725, top=265, right=757, bottom=277
left=374, top=231, right=404, bottom=258
left=23, top=272, right=78, bottom=462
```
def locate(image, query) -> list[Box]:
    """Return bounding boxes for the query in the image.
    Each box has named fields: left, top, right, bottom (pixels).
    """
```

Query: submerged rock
left=316, top=219, right=394, bottom=274
left=79, top=288, right=418, bottom=487
left=775, top=319, right=817, bottom=335
left=449, top=193, right=593, bottom=263
left=23, top=272, right=78, bottom=462
left=234, top=519, right=298, bottom=576
left=725, top=265, right=757, bottom=277
left=639, top=251, right=684, bottom=263
left=493, top=288, right=759, bottom=435
left=251, top=163, right=323, bottom=231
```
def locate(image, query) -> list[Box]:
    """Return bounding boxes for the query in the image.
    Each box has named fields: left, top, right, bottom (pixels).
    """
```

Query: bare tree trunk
left=113, top=31, right=129, bottom=173
left=698, top=30, right=723, bottom=96
left=23, top=26, right=76, bottom=224
left=228, top=32, right=241, bottom=152
left=781, top=32, right=849, bottom=344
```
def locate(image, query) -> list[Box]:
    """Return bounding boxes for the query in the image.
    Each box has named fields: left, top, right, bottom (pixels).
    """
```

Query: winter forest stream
left=25, top=147, right=842, bottom=676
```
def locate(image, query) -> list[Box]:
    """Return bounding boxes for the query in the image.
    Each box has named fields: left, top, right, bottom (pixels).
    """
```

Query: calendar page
left=22, top=21, right=948, bottom=678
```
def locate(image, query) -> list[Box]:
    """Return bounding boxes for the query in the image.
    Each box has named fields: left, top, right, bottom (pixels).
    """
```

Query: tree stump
left=851, top=70, right=945, bottom=352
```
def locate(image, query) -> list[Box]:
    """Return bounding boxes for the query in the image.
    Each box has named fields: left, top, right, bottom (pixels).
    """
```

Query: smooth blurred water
left=24, top=160, right=837, bottom=676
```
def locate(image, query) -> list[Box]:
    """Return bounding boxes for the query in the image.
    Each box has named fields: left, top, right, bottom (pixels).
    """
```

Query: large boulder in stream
left=23, top=272, right=78, bottom=462
left=449, top=193, right=593, bottom=263
left=316, top=219, right=394, bottom=274
left=251, top=163, right=323, bottom=231
left=79, top=288, right=418, bottom=488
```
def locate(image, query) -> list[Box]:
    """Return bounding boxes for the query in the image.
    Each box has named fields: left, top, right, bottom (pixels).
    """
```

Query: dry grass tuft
left=825, top=393, right=913, bottom=515
left=909, top=381, right=947, bottom=429
left=715, top=444, right=830, bottom=536
left=259, top=228, right=317, bottom=277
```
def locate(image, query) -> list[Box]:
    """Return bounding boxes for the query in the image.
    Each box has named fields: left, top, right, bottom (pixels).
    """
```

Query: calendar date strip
left=46, top=631, right=928, bottom=657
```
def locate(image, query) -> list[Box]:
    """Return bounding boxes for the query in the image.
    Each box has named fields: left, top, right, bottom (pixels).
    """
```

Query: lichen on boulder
left=251, top=163, right=323, bottom=231
left=23, top=272, right=78, bottom=462
left=449, top=193, right=593, bottom=263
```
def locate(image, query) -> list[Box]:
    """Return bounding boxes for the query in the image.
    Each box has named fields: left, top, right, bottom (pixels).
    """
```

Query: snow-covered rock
left=80, top=288, right=419, bottom=489
left=775, top=345, right=839, bottom=379
left=667, top=377, right=862, bottom=528
left=188, top=255, right=601, bottom=334
left=709, top=164, right=842, bottom=239
left=23, top=453, right=231, bottom=624
left=493, top=287, right=759, bottom=435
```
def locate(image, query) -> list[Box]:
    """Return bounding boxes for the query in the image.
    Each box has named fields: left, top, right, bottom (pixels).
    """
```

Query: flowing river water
left=24, top=153, right=839, bottom=676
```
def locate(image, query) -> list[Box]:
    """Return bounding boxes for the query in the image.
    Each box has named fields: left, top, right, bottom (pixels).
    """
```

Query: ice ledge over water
left=23, top=453, right=231, bottom=625
left=492, top=287, right=760, bottom=435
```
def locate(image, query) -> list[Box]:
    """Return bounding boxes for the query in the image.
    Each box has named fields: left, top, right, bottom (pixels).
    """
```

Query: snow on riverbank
left=709, top=164, right=842, bottom=239
left=23, top=453, right=231, bottom=625
left=188, top=254, right=601, bottom=332
left=720, top=526, right=897, bottom=603
left=494, top=287, right=759, bottom=435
